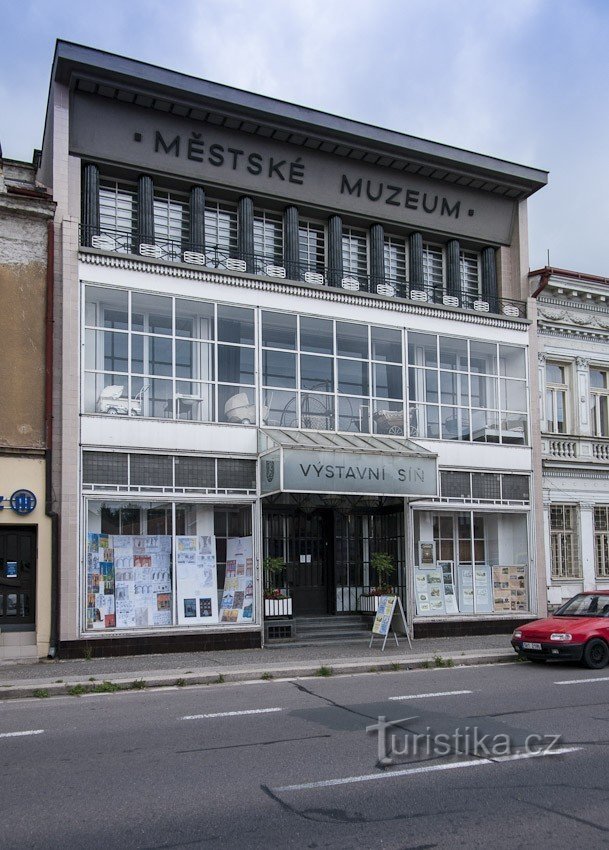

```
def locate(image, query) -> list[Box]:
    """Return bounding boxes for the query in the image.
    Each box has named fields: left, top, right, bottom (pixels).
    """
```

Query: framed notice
left=418, top=541, right=436, bottom=567
left=438, top=561, right=458, bottom=614
left=415, top=566, right=445, bottom=616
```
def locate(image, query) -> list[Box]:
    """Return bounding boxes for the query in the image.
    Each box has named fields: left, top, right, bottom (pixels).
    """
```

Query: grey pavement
left=0, top=633, right=513, bottom=693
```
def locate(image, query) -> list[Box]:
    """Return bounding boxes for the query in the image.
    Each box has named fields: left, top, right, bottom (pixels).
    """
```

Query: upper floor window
left=153, top=190, right=189, bottom=260
left=204, top=200, right=238, bottom=262
left=299, top=220, right=325, bottom=274
left=99, top=180, right=137, bottom=253
left=422, top=242, right=444, bottom=292
left=590, top=367, right=609, bottom=437
left=342, top=227, right=368, bottom=286
left=383, top=235, right=407, bottom=286
left=460, top=250, right=480, bottom=300
left=594, top=506, right=609, bottom=579
left=546, top=362, right=568, bottom=434
left=550, top=505, right=581, bottom=579
left=253, top=210, right=283, bottom=265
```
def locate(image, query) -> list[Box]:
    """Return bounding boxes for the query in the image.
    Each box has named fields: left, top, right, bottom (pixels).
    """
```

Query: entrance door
left=0, top=527, right=36, bottom=627
left=263, top=510, right=333, bottom=616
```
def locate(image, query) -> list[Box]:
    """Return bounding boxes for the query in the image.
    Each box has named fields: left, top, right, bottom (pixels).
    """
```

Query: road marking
left=182, top=708, right=283, bottom=720
left=274, top=747, right=580, bottom=792
left=555, top=677, right=609, bottom=685
left=389, top=690, right=472, bottom=701
left=0, top=729, right=44, bottom=738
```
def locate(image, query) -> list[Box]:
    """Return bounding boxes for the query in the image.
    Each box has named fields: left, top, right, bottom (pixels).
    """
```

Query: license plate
left=522, top=642, right=542, bottom=650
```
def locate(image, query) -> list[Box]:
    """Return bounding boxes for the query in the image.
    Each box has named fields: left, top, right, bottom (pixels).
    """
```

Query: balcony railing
left=80, top=226, right=527, bottom=319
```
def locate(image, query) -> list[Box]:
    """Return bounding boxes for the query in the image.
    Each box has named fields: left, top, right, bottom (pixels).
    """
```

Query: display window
left=413, top=510, right=529, bottom=616
left=85, top=500, right=255, bottom=631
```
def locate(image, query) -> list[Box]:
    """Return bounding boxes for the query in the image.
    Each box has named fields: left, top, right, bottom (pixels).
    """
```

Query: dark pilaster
left=283, top=205, right=300, bottom=280
left=481, top=246, right=498, bottom=305
left=137, top=174, right=155, bottom=246
left=446, top=239, right=461, bottom=298
left=189, top=186, right=206, bottom=253
left=238, top=195, right=255, bottom=272
left=327, top=214, right=343, bottom=287
left=81, top=163, right=100, bottom=246
left=369, top=223, right=385, bottom=291
left=409, top=232, right=423, bottom=289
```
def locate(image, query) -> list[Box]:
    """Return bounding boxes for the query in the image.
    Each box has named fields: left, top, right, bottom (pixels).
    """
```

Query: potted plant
left=359, top=552, right=396, bottom=613
left=263, top=556, right=292, bottom=618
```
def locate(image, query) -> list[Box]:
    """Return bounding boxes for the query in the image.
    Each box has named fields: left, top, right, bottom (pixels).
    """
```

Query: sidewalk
left=0, top=634, right=517, bottom=699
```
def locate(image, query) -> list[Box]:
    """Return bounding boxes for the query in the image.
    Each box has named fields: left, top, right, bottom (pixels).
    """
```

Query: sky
left=1, top=0, right=608, bottom=275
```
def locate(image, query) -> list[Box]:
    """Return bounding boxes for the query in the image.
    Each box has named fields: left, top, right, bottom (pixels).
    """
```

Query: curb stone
left=0, top=651, right=516, bottom=700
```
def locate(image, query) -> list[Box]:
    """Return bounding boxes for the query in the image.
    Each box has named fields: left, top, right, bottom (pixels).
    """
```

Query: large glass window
left=342, top=227, right=368, bottom=286
left=550, top=505, right=581, bottom=579
left=383, top=235, right=407, bottom=288
left=84, top=287, right=255, bottom=425
left=98, top=180, right=137, bottom=253
left=204, top=200, right=238, bottom=264
left=414, top=510, right=530, bottom=616
left=594, top=506, right=609, bottom=579
left=460, top=250, right=480, bottom=303
left=299, top=220, right=325, bottom=276
left=409, top=334, right=527, bottom=443
left=254, top=210, right=283, bottom=265
left=85, top=500, right=254, bottom=631
left=546, top=362, right=569, bottom=434
left=153, top=190, right=189, bottom=260
left=590, top=367, right=609, bottom=437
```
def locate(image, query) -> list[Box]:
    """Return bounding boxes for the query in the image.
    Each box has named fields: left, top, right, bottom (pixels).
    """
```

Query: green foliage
left=370, top=552, right=396, bottom=592
left=215, top=674, right=225, bottom=684
left=433, top=655, right=453, bottom=668
left=131, top=679, right=146, bottom=690
left=33, top=689, right=49, bottom=699
left=175, top=678, right=186, bottom=687
left=67, top=684, right=87, bottom=697
left=82, top=645, right=93, bottom=661
left=93, top=680, right=120, bottom=693
left=315, top=666, right=333, bottom=677
left=261, top=671, right=273, bottom=680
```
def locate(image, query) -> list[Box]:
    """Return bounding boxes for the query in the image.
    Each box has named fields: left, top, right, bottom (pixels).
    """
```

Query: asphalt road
left=1, top=660, right=608, bottom=849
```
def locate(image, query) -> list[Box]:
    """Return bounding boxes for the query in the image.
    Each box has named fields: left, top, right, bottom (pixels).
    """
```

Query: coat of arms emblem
left=265, top=460, right=275, bottom=483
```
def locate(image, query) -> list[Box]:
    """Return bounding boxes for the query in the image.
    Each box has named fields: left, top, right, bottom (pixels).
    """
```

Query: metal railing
left=80, top=225, right=526, bottom=319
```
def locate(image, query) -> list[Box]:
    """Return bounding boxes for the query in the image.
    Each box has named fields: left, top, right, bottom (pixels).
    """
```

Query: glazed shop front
left=260, top=430, right=437, bottom=617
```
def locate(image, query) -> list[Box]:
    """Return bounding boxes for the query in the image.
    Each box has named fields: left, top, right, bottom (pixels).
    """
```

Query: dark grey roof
left=259, top=429, right=436, bottom=456
left=48, top=40, right=547, bottom=199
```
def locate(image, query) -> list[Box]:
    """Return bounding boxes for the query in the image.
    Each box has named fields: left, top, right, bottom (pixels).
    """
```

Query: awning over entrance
left=259, top=429, right=437, bottom=498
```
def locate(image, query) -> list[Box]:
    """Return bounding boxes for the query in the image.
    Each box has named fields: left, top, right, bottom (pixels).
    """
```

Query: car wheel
left=107, top=406, right=118, bottom=415
left=583, top=638, right=609, bottom=669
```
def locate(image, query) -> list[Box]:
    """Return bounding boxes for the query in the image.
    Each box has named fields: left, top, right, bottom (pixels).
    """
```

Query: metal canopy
left=259, top=428, right=435, bottom=456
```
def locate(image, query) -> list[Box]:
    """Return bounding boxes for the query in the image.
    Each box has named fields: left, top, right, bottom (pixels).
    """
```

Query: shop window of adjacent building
left=299, top=220, right=325, bottom=276
left=342, top=227, right=368, bottom=286
left=204, top=200, right=238, bottom=264
left=253, top=210, right=283, bottom=266
left=153, top=190, right=189, bottom=261
left=590, top=367, right=609, bottom=437
left=99, top=179, right=138, bottom=253
left=550, top=505, right=581, bottom=579
left=383, top=235, right=407, bottom=288
left=546, top=363, right=569, bottom=434
left=594, top=506, right=609, bottom=578
left=414, top=510, right=530, bottom=616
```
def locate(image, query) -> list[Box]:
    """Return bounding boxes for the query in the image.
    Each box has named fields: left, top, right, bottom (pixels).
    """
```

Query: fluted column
left=446, top=239, right=461, bottom=298
left=137, top=174, right=155, bottom=247
left=81, top=163, right=100, bottom=247
left=369, top=223, right=385, bottom=292
left=238, top=195, right=255, bottom=272
left=283, top=205, right=300, bottom=280
left=408, top=232, right=423, bottom=289
left=189, top=186, right=206, bottom=254
left=481, top=246, right=498, bottom=306
left=327, top=214, right=343, bottom=288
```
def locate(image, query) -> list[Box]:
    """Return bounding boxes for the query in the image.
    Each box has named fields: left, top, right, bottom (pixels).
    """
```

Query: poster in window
left=415, top=566, right=445, bottom=615
left=474, top=565, right=493, bottom=614
left=457, top=565, right=474, bottom=613
left=418, top=541, right=436, bottom=567
left=176, top=535, right=220, bottom=625
left=220, top=537, right=254, bottom=623
left=438, top=561, right=459, bottom=614
left=492, top=565, right=511, bottom=611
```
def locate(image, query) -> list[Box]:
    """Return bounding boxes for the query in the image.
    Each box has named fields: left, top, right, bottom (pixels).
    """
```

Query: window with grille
left=299, top=220, right=325, bottom=273
left=174, top=457, right=216, bottom=489
left=99, top=180, right=137, bottom=252
left=82, top=452, right=128, bottom=486
left=472, top=473, right=500, bottom=500
left=217, top=459, right=257, bottom=490
left=440, top=471, right=530, bottom=503
left=550, top=505, right=581, bottom=579
left=254, top=211, right=283, bottom=263
left=130, top=454, right=174, bottom=488
left=546, top=362, right=569, bottom=434
left=383, top=235, right=407, bottom=285
left=204, top=200, right=238, bottom=260
left=440, top=471, right=471, bottom=499
left=153, top=190, right=189, bottom=259
left=460, top=251, right=480, bottom=301
left=422, top=243, right=443, bottom=292
left=594, top=506, right=609, bottom=578
left=342, top=228, right=368, bottom=284
left=501, top=475, right=529, bottom=501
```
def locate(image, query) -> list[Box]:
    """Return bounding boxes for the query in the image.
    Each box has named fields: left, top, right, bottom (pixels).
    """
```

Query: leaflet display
left=220, top=536, right=254, bottom=623
left=492, top=565, right=527, bottom=612
left=415, top=567, right=445, bottom=615
left=176, top=535, right=219, bottom=625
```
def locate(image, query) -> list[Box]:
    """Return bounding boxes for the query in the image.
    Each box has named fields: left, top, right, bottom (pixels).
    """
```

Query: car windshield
left=555, top=594, right=609, bottom=617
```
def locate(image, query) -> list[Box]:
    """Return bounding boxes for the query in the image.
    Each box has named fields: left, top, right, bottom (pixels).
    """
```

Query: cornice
left=78, top=250, right=528, bottom=331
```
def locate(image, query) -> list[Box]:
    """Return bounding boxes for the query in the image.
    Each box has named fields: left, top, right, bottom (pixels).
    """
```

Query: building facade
left=533, top=267, right=609, bottom=608
left=40, top=42, right=547, bottom=656
left=0, top=152, right=55, bottom=659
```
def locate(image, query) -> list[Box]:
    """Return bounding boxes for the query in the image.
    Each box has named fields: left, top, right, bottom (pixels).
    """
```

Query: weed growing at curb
left=88, top=677, right=96, bottom=682
left=82, top=645, right=93, bottom=661
left=131, top=679, right=146, bottom=690
left=420, top=660, right=432, bottom=669
left=215, top=674, right=225, bottom=684
left=54, top=679, right=63, bottom=684
left=67, top=684, right=87, bottom=697
left=433, top=655, right=454, bottom=668
left=261, top=672, right=273, bottom=680
left=315, top=666, right=333, bottom=677
left=390, top=663, right=401, bottom=671
left=33, top=689, right=49, bottom=699
left=93, top=681, right=120, bottom=693
left=175, top=678, right=186, bottom=687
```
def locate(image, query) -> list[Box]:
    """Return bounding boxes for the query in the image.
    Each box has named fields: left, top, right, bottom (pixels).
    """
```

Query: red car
left=512, top=591, right=609, bottom=669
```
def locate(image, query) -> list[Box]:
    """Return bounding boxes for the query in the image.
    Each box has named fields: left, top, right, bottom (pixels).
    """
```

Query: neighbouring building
left=38, top=41, right=547, bottom=656
left=532, top=266, right=609, bottom=608
left=0, top=149, right=55, bottom=659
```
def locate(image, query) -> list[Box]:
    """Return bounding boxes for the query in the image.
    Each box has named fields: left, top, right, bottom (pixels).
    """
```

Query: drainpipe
left=45, top=219, right=60, bottom=658
left=531, top=267, right=552, bottom=298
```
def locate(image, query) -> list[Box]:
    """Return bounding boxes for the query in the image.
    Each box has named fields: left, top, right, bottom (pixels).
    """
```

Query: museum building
left=39, top=41, right=548, bottom=655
